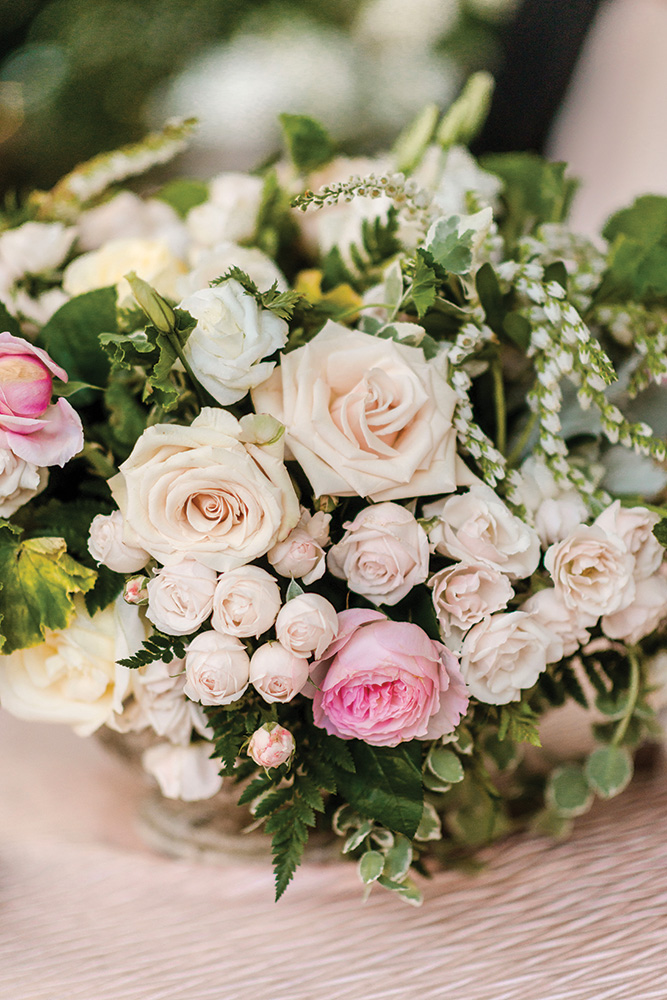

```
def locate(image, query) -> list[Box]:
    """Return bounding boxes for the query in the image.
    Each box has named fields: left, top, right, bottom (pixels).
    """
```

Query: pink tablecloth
left=1, top=712, right=667, bottom=1000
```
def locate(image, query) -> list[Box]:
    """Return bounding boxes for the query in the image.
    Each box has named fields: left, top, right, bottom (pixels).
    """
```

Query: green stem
left=612, top=647, right=641, bottom=747
left=165, top=331, right=209, bottom=409
left=507, top=409, right=539, bottom=467
left=491, top=355, right=506, bottom=455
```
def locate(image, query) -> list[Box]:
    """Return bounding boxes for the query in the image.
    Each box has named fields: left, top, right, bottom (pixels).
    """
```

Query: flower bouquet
left=1, top=75, right=667, bottom=904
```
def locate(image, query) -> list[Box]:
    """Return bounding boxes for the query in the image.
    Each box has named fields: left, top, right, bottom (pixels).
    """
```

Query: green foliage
left=601, top=196, right=667, bottom=301
left=215, top=267, right=306, bottom=322
left=411, top=252, right=438, bottom=318
left=584, top=745, right=633, bottom=799
left=359, top=850, right=384, bottom=884
left=336, top=741, right=424, bottom=838
left=37, top=287, right=116, bottom=400
left=360, top=207, right=401, bottom=266
left=482, top=153, right=578, bottom=239
left=393, top=104, right=439, bottom=174
left=425, top=217, right=474, bottom=275
left=156, top=178, right=208, bottom=217
left=426, top=746, right=464, bottom=784
left=0, top=301, right=23, bottom=338
left=497, top=702, right=542, bottom=746
left=546, top=764, right=593, bottom=818
left=436, top=71, right=494, bottom=149
left=252, top=170, right=300, bottom=261
left=118, top=629, right=188, bottom=669
left=0, top=527, right=96, bottom=653
left=279, top=113, right=335, bottom=174
left=653, top=517, right=667, bottom=547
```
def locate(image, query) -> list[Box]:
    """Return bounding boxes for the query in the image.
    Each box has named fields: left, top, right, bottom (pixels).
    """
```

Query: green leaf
left=286, top=579, right=305, bottom=601
left=382, top=834, right=413, bottom=882
left=546, top=764, right=594, bottom=818
left=595, top=690, right=629, bottom=720
left=436, top=72, right=494, bottom=149
left=393, top=104, right=439, bottom=174
left=336, top=741, right=424, bottom=839
left=0, top=533, right=96, bottom=653
left=483, top=731, right=521, bottom=771
left=37, top=287, right=116, bottom=398
left=0, top=300, right=22, bottom=338
left=411, top=252, right=438, bottom=318
left=425, top=217, right=473, bottom=275
left=414, top=802, right=442, bottom=842
left=279, top=113, right=335, bottom=174
left=482, top=153, right=578, bottom=238
left=653, top=518, right=667, bottom=548
left=601, top=196, right=667, bottom=301
left=503, top=312, right=532, bottom=351
left=475, top=262, right=505, bottom=334
left=426, top=746, right=464, bottom=784
left=584, top=745, right=633, bottom=799
left=377, top=874, right=423, bottom=906
left=531, top=808, right=573, bottom=841
left=156, top=178, right=208, bottom=217
left=359, top=850, right=385, bottom=884
left=544, top=260, right=568, bottom=291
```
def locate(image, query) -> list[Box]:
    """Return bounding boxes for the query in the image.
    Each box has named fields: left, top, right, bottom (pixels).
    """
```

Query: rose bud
left=123, top=575, right=149, bottom=605
left=0, top=352, right=53, bottom=418
left=249, top=642, right=309, bottom=703
left=247, top=723, right=295, bottom=769
left=88, top=510, right=150, bottom=574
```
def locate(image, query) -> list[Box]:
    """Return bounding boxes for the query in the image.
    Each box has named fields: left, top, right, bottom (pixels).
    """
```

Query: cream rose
left=88, top=510, right=150, bottom=574
left=146, top=560, right=217, bottom=636
left=116, top=659, right=209, bottom=746
left=520, top=587, right=597, bottom=658
left=62, top=237, right=186, bottom=308
left=180, top=243, right=286, bottom=297
left=424, top=484, right=541, bottom=579
left=594, top=501, right=663, bottom=580
left=109, top=408, right=299, bottom=572
left=253, top=323, right=474, bottom=501
left=601, top=574, right=667, bottom=645
left=275, top=593, right=339, bottom=658
left=186, top=172, right=264, bottom=248
left=77, top=191, right=188, bottom=255
left=514, top=455, right=588, bottom=548
left=267, top=508, right=331, bottom=585
left=328, top=502, right=430, bottom=606
left=460, top=611, right=563, bottom=704
left=249, top=642, right=310, bottom=704
left=211, top=566, right=281, bottom=638
left=544, top=525, right=635, bottom=617
left=429, top=562, right=513, bottom=638
left=184, top=630, right=250, bottom=706
left=0, top=221, right=76, bottom=284
left=142, top=742, right=223, bottom=801
left=0, top=449, right=47, bottom=517
left=0, top=597, right=130, bottom=736
left=179, top=280, right=288, bottom=405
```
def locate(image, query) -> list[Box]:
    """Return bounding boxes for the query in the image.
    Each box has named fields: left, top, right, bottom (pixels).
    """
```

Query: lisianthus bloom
left=309, top=609, right=469, bottom=747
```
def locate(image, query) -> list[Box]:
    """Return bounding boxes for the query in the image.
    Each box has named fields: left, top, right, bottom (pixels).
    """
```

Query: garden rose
left=0, top=597, right=130, bottom=736
left=249, top=642, right=310, bottom=703
left=179, top=279, right=288, bottom=405
left=253, top=323, right=475, bottom=501
left=211, top=565, right=281, bottom=638
left=109, top=408, right=299, bottom=572
left=118, top=659, right=209, bottom=746
left=0, top=221, right=75, bottom=285
left=0, top=332, right=83, bottom=467
left=328, top=502, right=429, bottom=605
left=309, top=609, right=469, bottom=746
left=247, top=723, right=295, bottom=769
left=180, top=243, right=286, bottom=298
left=594, top=501, right=663, bottom=580
left=601, top=574, right=667, bottom=645
left=146, top=559, right=217, bottom=635
left=142, top=742, right=223, bottom=801
left=460, top=611, right=563, bottom=704
left=267, top=508, right=331, bottom=584
left=275, top=593, right=339, bottom=658
left=77, top=191, right=188, bottom=255
left=186, top=172, right=264, bottom=248
left=514, top=456, right=588, bottom=548
left=88, top=510, right=150, bottom=574
left=429, top=562, right=513, bottom=638
left=0, top=450, right=47, bottom=517
left=424, top=484, right=540, bottom=579
left=545, top=525, right=635, bottom=617
left=520, top=587, right=596, bottom=658
left=184, top=630, right=250, bottom=706
left=62, top=237, right=186, bottom=308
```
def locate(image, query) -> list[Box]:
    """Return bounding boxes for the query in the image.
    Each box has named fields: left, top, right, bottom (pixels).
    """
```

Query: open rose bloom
left=2, top=107, right=667, bottom=902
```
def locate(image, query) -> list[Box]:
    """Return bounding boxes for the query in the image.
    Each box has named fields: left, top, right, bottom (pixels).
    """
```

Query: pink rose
left=601, top=574, right=667, bottom=645
left=327, top=502, right=429, bottom=606
left=545, top=525, right=635, bottom=617
left=247, top=723, right=295, bottom=769
left=275, top=593, right=339, bottom=658
left=429, top=562, right=513, bottom=638
left=249, top=642, right=310, bottom=703
left=88, top=510, right=150, bottom=574
left=0, top=332, right=83, bottom=467
left=594, top=501, right=663, bottom=580
left=520, top=587, right=596, bottom=658
left=268, top=508, right=331, bottom=585
left=309, top=609, right=469, bottom=747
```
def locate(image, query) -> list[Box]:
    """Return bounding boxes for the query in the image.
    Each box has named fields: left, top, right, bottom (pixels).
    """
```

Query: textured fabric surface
left=1, top=714, right=667, bottom=1000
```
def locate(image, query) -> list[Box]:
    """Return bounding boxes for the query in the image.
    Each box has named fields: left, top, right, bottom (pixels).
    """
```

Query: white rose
left=424, top=484, right=541, bottom=579
left=10, top=287, right=70, bottom=327
left=0, top=596, right=130, bottom=736
left=268, top=508, right=330, bottom=585
left=328, top=502, right=429, bottom=606
left=179, top=280, right=288, bottom=405
left=0, top=221, right=76, bottom=284
left=211, top=566, right=281, bottom=638
left=62, top=238, right=186, bottom=309
left=545, top=525, right=636, bottom=617
left=520, top=587, right=597, bottom=658
left=142, top=742, right=223, bottom=801
left=429, top=562, right=513, bottom=638
left=77, top=191, right=188, bottom=256
left=109, top=408, right=299, bottom=572
left=514, top=456, right=589, bottom=548
left=146, top=559, right=217, bottom=636
left=87, top=510, right=150, bottom=574
left=426, top=145, right=502, bottom=217
left=0, top=449, right=47, bottom=517
left=186, top=173, right=264, bottom=248
left=180, top=243, right=287, bottom=297
left=253, top=323, right=475, bottom=501
left=117, top=659, right=209, bottom=746
left=275, top=593, right=339, bottom=658
left=594, top=501, right=663, bottom=580
left=249, top=642, right=310, bottom=703
left=460, top=611, right=563, bottom=704
left=184, top=630, right=250, bottom=706
left=601, top=574, right=667, bottom=645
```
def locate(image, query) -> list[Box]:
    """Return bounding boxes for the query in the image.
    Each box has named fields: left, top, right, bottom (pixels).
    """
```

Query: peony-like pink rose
left=429, top=562, right=513, bottom=639
left=183, top=630, right=250, bottom=706
left=594, top=501, right=663, bottom=580
left=545, top=524, right=635, bottom=617
left=275, top=593, right=339, bottom=658
left=0, top=332, right=83, bottom=467
left=247, top=723, right=295, bottom=769
left=253, top=322, right=475, bottom=501
left=249, top=642, right=310, bottom=703
left=88, top=510, right=150, bottom=574
left=146, top=559, right=217, bottom=636
left=211, top=565, right=281, bottom=638
left=328, top=502, right=429, bottom=606
left=309, top=609, right=469, bottom=746
left=268, top=508, right=331, bottom=585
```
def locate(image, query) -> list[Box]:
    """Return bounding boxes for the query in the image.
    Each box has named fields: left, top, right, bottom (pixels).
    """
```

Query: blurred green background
left=0, top=0, right=516, bottom=194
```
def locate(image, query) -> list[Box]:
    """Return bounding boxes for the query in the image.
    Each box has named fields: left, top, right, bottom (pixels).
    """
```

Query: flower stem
left=507, top=409, right=539, bottom=467
left=612, top=647, right=641, bottom=747
left=491, top=355, right=506, bottom=455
